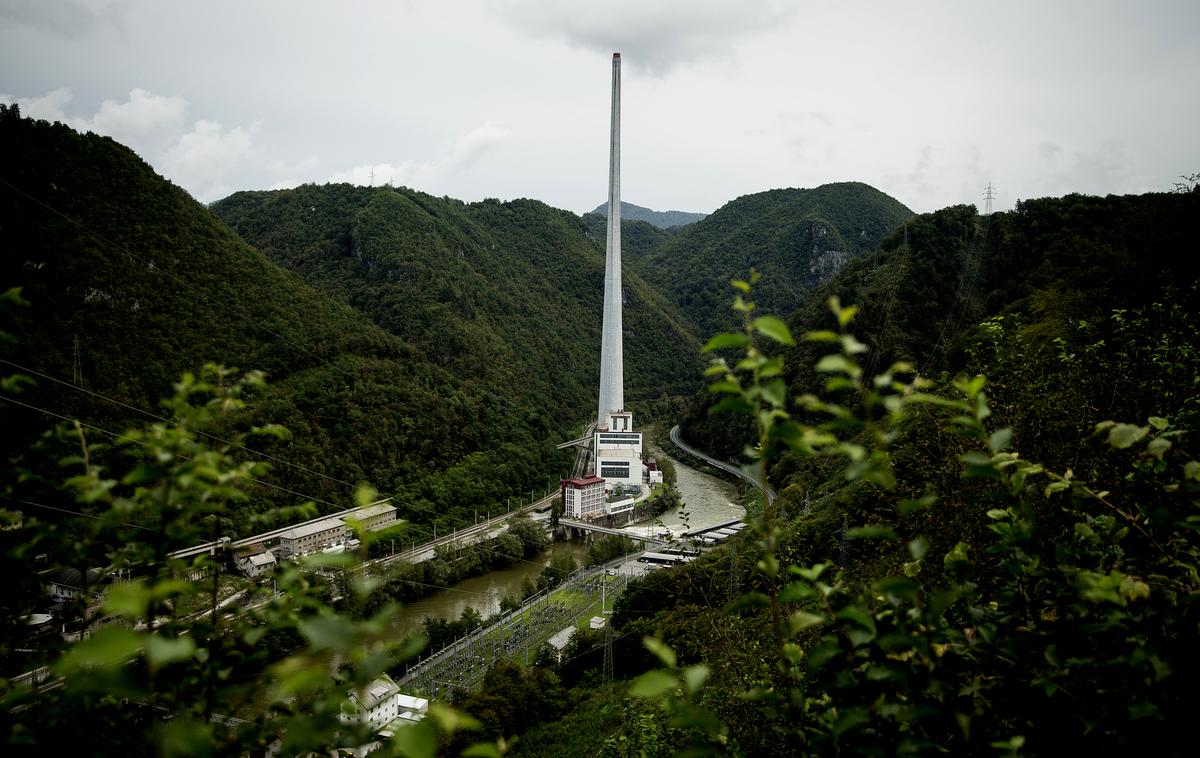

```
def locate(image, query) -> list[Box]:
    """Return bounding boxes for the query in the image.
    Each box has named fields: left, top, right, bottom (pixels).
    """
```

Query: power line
left=3, top=380, right=560, bottom=573
left=1, top=358, right=557, bottom=555
left=0, top=493, right=159, bottom=533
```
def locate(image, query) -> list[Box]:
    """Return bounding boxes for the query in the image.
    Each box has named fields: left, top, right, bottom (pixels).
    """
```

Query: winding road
left=669, top=425, right=776, bottom=504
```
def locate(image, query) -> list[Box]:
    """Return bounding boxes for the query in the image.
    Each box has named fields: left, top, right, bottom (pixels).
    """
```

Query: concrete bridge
left=559, top=518, right=669, bottom=545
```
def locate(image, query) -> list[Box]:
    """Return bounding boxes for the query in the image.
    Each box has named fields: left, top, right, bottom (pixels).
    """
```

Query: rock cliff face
left=809, top=247, right=852, bottom=285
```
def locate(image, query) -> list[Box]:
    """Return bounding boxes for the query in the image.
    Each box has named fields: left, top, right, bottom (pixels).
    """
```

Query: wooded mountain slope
left=633, top=182, right=915, bottom=336
left=589, top=200, right=707, bottom=229
left=211, top=186, right=702, bottom=428
left=0, top=106, right=567, bottom=535
left=562, top=188, right=1200, bottom=756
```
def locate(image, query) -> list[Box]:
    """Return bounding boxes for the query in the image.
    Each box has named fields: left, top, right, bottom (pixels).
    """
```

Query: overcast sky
left=3, top=0, right=1198, bottom=214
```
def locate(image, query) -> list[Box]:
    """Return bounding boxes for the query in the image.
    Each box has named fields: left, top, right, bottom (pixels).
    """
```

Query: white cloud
left=1, top=87, right=74, bottom=122
left=327, top=121, right=510, bottom=192
left=498, top=0, right=791, bottom=75
left=160, top=119, right=258, bottom=200
left=77, top=88, right=187, bottom=148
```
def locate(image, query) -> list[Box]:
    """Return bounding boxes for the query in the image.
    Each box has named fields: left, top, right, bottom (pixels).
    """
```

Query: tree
left=0, top=365, right=490, bottom=755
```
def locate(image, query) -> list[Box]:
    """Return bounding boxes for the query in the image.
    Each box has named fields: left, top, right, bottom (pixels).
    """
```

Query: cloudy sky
left=2, top=0, right=1197, bottom=214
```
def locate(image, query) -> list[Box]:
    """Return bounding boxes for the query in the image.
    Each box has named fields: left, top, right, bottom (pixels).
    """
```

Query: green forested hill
left=535, top=189, right=1200, bottom=756
left=580, top=212, right=674, bottom=266
left=680, top=191, right=1200, bottom=465
left=210, top=185, right=702, bottom=426
left=633, top=182, right=915, bottom=336
left=0, top=106, right=569, bottom=535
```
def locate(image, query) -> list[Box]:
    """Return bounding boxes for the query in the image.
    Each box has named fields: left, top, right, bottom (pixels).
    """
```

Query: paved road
left=669, top=425, right=776, bottom=504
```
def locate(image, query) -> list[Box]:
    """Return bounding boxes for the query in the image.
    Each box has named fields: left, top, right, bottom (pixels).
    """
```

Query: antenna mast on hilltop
left=983, top=182, right=996, bottom=215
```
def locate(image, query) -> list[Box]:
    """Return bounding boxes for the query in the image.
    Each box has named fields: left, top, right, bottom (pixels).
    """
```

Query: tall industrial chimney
left=597, top=52, right=623, bottom=428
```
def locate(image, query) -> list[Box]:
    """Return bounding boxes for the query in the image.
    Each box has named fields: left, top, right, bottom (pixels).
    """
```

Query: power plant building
left=561, top=475, right=605, bottom=519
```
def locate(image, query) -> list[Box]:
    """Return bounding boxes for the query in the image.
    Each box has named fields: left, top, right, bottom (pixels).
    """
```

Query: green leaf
left=837, top=605, right=877, bottom=634
left=730, top=279, right=751, bottom=293
left=146, top=635, right=196, bottom=672
left=751, top=315, right=795, bottom=346
left=787, top=610, right=825, bottom=635
left=724, top=591, right=770, bottom=614
left=874, top=577, right=919, bottom=604
left=829, top=296, right=859, bottom=327
left=122, top=463, right=167, bottom=486
left=629, top=669, right=677, bottom=698
left=643, top=636, right=677, bottom=668
left=1185, top=461, right=1200, bottom=481
left=702, top=333, right=749, bottom=352
left=461, top=744, right=504, bottom=758
left=1107, top=423, right=1148, bottom=449
left=841, top=334, right=869, bottom=355
left=427, top=702, right=481, bottom=734
left=1148, top=416, right=1169, bottom=431
left=846, top=524, right=898, bottom=540
left=298, top=615, right=356, bottom=651
left=56, top=627, right=143, bottom=673
left=791, top=563, right=827, bottom=581
left=709, top=396, right=754, bottom=415
left=805, top=329, right=839, bottom=342
left=1146, top=437, right=1172, bottom=458
left=391, top=721, right=437, bottom=758
left=944, top=542, right=970, bottom=567
left=706, top=379, right=742, bottom=395
left=103, top=580, right=152, bottom=620
left=833, top=706, right=871, bottom=737
left=898, top=494, right=937, bottom=513
left=760, top=379, right=787, bottom=409
left=908, top=537, right=929, bottom=560
left=683, top=664, right=710, bottom=695
left=989, top=428, right=1013, bottom=453
left=778, top=581, right=816, bottom=602
left=815, top=354, right=853, bottom=374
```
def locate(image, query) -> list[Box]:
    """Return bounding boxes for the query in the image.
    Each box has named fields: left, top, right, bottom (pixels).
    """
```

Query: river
left=385, top=435, right=743, bottom=632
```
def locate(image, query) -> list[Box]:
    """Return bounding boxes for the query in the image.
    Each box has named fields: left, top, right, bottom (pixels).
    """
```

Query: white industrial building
left=340, top=674, right=428, bottom=733
left=593, top=410, right=643, bottom=491
left=561, top=475, right=605, bottom=519
left=235, top=551, right=276, bottom=578
left=276, top=501, right=398, bottom=558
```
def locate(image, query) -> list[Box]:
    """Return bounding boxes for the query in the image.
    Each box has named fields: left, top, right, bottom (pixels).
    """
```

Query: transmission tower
left=602, top=621, right=614, bottom=683
left=71, top=334, right=82, bottom=386
left=983, top=182, right=996, bottom=215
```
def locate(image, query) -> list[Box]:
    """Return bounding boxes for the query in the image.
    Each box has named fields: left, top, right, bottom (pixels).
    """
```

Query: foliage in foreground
left=622, top=277, right=1200, bottom=755
left=0, top=364, right=492, bottom=756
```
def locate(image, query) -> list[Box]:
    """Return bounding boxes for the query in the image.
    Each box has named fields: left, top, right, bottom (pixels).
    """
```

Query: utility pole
left=983, top=182, right=996, bottom=215
left=369, top=166, right=375, bottom=186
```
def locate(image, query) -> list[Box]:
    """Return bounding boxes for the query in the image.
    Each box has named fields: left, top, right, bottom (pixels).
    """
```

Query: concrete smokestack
left=597, top=52, right=624, bottom=428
